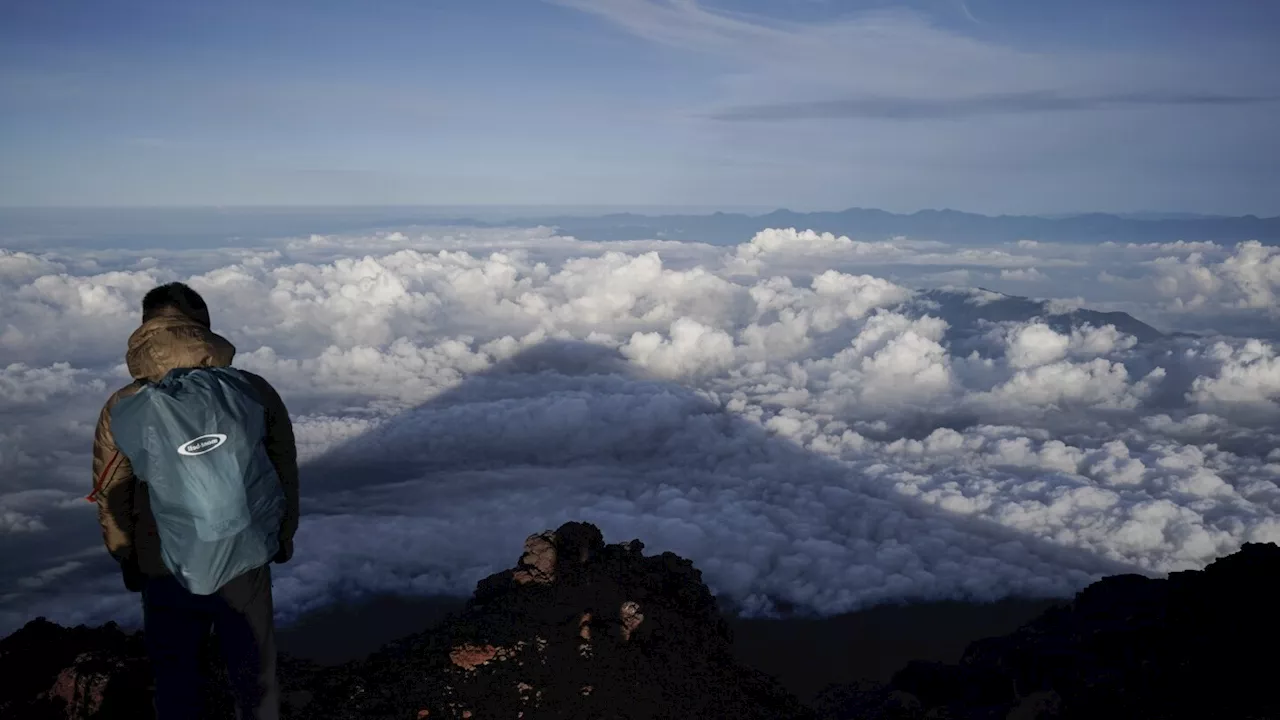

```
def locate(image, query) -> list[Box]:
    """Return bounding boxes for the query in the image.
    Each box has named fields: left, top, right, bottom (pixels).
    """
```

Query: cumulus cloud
left=1, top=223, right=1279, bottom=635
left=622, top=318, right=738, bottom=377
left=0, top=363, right=108, bottom=406
left=1001, top=267, right=1047, bottom=281
left=0, top=510, right=47, bottom=534
left=1001, top=322, right=1140, bottom=370
left=726, top=228, right=913, bottom=275
left=1151, top=241, right=1280, bottom=312
left=1187, top=339, right=1280, bottom=420
left=0, top=250, right=66, bottom=284
left=983, top=358, right=1158, bottom=410
left=1005, top=323, right=1071, bottom=369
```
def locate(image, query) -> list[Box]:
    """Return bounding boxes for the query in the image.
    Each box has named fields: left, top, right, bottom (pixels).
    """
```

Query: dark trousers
left=142, top=565, right=279, bottom=720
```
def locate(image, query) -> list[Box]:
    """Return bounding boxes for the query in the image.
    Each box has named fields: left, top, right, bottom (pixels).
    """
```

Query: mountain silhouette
left=910, top=287, right=1168, bottom=345
left=446, top=207, right=1280, bottom=246
left=3, top=530, right=1276, bottom=719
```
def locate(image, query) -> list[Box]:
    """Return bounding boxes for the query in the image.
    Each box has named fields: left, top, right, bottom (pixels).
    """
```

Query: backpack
left=109, top=367, right=285, bottom=595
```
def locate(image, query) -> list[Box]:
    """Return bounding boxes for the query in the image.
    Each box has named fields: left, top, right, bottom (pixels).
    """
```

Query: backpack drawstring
left=87, top=450, right=122, bottom=503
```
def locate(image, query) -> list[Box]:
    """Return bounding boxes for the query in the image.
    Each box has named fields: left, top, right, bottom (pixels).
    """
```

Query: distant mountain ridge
left=4, top=206, right=1276, bottom=250
left=912, top=287, right=1171, bottom=345
left=467, top=207, right=1280, bottom=246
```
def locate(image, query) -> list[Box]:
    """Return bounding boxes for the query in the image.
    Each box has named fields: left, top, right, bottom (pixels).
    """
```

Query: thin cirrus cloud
left=549, top=0, right=1280, bottom=138
left=1, top=222, right=1278, bottom=634
left=706, top=91, right=1280, bottom=122
left=546, top=1, right=1247, bottom=96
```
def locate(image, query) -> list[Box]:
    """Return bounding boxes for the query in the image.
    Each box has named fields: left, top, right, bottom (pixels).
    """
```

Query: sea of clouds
left=2, top=224, right=1279, bottom=633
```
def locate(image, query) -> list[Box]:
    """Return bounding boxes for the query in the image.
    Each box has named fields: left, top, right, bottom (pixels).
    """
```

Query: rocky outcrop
left=0, top=615, right=320, bottom=720
left=317, top=521, right=811, bottom=719
left=0, top=619, right=150, bottom=720
left=4, top=533, right=1278, bottom=720
left=0, top=522, right=810, bottom=719
left=816, top=542, right=1280, bottom=720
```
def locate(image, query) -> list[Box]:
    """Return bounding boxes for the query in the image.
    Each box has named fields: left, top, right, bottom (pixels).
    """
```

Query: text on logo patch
left=177, top=433, right=227, bottom=456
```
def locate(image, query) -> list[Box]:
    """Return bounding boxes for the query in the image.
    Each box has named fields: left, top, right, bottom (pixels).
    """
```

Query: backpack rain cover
left=110, top=367, right=285, bottom=595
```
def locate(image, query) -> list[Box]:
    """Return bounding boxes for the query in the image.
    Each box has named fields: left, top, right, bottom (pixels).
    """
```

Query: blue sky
left=2, top=0, right=1278, bottom=214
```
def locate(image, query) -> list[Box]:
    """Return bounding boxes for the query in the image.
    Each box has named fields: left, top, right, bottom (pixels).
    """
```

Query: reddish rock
left=318, top=522, right=811, bottom=719
left=0, top=616, right=320, bottom=719
left=448, top=645, right=499, bottom=672
left=619, top=601, right=644, bottom=642
left=46, top=654, right=114, bottom=718
left=512, top=533, right=558, bottom=586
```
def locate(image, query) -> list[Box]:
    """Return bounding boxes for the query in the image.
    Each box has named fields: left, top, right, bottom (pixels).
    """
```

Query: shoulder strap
left=88, top=379, right=150, bottom=503
left=86, top=450, right=123, bottom=503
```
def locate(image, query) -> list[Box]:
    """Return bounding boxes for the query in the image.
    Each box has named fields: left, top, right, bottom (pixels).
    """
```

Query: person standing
left=89, top=282, right=299, bottom=720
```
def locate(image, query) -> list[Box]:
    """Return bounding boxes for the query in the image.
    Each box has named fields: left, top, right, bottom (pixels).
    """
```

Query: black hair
left=141, top=282, right=210, bottom=326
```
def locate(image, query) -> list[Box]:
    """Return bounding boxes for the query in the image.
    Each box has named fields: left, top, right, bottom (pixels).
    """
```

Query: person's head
left=142, top=282, right=211, bottom=327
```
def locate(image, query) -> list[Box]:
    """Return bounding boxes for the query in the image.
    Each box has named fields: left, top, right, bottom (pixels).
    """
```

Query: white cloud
left=727, top=228, right=1071, bottom=279
left=0, top=250, right=65, bottom=284
left=622, top=318, right=738, bottom=378
left=2, top=224, right=1279, bottom=635
left=984, top=359, right=1153, bottom=410
left=1001, top=267, right=1047, bottom=281
left=1001, top=322, right=1141, bottom=371
left=1152, top=242, right=1280, bottom=313
left=1006, top=323, right=1071, bottom=369
left=1187, top=339, right=1280, bottom=420
left=1, top=268, right=163, bottom=367
left=1069, top=324, right=1138, bottom=356
left=0, top=510, right=47, bottom=534
left=727, top=228, right=912, bottom=275
left=819, top=311, right=954, bottom=407
left=1101, top=240, right=1223, bottom=253
left=0, top=363, right=108, bottom=406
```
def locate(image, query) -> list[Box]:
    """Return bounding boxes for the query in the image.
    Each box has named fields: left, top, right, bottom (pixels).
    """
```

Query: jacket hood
left=125, top=309, right=236, bottom=382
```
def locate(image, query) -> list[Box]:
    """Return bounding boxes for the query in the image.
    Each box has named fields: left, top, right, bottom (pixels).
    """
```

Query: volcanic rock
left=816, top=542, right=1280, bottom=720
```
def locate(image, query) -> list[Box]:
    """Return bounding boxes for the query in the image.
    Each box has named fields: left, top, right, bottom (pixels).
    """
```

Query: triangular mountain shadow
left=297, top=338, right=1146, bottom=615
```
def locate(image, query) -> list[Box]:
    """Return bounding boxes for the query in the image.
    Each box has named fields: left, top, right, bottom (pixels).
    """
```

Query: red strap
left=86, top=450, right=122, bottom=503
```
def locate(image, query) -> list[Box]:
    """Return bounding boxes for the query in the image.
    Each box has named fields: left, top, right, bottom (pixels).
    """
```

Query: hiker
left=89, top=282, right=299, bottom=720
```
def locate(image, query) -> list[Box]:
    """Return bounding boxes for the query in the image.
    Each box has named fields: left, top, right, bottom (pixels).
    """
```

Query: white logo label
left=177, top=433, right=227, bottom=456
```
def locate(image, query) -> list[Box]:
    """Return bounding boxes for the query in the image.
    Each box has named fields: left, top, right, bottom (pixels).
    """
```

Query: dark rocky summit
left=2, top=528, right=1277, bottom=720
left=816, top=542, right=1280, bottom=720
left=0, top=616, right=323, bottom=719
left=1, top=522, right=808, bottom=720
left=0, top=618, right=150, bottom=719
left=316, top=521, right=809, bottom=719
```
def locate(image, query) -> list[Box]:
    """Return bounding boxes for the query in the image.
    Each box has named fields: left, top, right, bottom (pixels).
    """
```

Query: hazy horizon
left=1, top=204, right=1275, bottom=219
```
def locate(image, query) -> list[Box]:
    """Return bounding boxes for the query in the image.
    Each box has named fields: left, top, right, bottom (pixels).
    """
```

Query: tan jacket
left=91, top=309, right=300, bottom=578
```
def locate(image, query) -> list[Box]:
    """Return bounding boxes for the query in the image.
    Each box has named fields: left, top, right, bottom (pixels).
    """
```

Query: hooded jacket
left=91, top=308, right=300, bottom=581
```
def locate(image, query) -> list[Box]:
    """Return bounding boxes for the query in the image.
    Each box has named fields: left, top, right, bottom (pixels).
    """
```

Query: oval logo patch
left=177, top=433, right=228, bottom=456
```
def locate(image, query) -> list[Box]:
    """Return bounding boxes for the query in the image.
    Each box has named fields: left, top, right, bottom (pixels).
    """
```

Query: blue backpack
left=110, top=367, right=285, bottom=595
